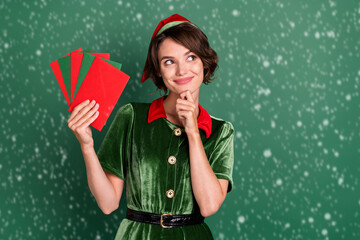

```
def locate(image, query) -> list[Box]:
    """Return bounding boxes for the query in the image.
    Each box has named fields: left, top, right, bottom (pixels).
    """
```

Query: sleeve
left=96, top=103, right=134, bottom=180
left=208, top=121, right=235, bottom=193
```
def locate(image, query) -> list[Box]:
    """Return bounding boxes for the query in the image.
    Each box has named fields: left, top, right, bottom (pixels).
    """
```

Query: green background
left=1, top=0, right=359, bottom=239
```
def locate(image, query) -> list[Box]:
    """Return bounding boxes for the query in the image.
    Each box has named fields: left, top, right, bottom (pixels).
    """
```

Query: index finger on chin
left=184, top=90, right=194, bottom=102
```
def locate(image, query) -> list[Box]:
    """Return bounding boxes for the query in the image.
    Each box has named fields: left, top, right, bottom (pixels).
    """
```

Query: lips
left=174, top=76, right=193, bottom=85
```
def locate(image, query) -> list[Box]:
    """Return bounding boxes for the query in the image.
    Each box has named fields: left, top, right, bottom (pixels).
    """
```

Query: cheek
left=159, top=65, right=173, bottom=78
left=194, top=63, right=204, bottom=78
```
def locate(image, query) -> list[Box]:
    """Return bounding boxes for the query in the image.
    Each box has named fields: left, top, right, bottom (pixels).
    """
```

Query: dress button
left=166, top=189, right=175, bottom=198
left=174, top=128, right=182, bottom=136
left=168, top=156, right=176, bottom=165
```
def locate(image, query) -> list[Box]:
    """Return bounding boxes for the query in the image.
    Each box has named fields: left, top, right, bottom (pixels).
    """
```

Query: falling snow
left=1, top=0, right=359, bottom=239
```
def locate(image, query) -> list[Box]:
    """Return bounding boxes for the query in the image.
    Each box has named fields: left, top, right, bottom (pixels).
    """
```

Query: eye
left=187, top=55, right=197, bottom=61
left=164, top=59, right=173, bottom=65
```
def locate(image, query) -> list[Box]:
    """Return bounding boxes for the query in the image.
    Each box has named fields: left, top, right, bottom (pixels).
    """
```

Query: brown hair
left=144, top=22, right=218, bottom=93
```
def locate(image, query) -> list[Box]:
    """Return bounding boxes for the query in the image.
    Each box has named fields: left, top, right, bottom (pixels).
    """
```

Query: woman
left=67, top=14, right=234, bottom=239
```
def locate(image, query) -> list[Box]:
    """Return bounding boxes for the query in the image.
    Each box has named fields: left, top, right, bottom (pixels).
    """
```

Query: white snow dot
left=308, top=217, right=314, bottom=223
left=338, top=177, right=343, bottom=185
left=238, top=216, right=245, bottom=223
left=236, top=132, right=242, bottom=138
left=169, top=5, right=174, bottom=10
left=321, top=229, right=328, bottom=236
left=254, top=104, right=261, bottom=111
left=276, top=178, right=282, bottom=186
left=304, top=171, right=309, bottom=177
left=263, top=60, right=270, bottom=68
left=323, top=119, right=329, bottom=126
left=36, top=49, right=41, bottom=56
left=324, top=213, right=331, bottom=220
left=136, top=13, right=142, bottom=20
left=4, top=43, right=9, bottom=49
left=297, top=121, right=302, bottom=127
left=315, top=32, right=320, bottom=39
left=16, top=175, right=23, bottom=182
left=327, top=31, right=335, bottom=38
left=232, top=9, right=240, bottom=17
left=345, top=94, right=351, bottom=101
left=264, top=149, right=272, bottom=158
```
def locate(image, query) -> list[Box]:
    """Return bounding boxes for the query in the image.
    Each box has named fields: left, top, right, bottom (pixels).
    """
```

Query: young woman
left=67, top=14, right=234, bottom=240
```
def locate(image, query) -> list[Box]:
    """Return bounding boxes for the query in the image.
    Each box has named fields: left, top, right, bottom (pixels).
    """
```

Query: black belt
left=126, top=208, right=204, bottom=228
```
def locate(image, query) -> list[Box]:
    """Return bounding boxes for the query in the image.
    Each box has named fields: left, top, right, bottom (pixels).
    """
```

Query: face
left=157, top=37, right=204, bottom=96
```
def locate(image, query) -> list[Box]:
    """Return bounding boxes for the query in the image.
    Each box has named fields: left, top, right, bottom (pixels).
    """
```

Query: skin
left=68, top=37, right=228, bottom=217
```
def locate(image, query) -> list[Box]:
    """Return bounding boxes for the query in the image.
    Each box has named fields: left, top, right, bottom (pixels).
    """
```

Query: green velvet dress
left=97, top=97, right=234, bottom=240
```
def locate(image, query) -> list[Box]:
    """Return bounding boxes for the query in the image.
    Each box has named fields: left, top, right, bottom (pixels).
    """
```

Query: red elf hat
left=141, top=14, right=192, bottom=83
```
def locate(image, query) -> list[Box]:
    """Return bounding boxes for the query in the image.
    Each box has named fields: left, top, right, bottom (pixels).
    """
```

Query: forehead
left=157, top=38, right=191, bottom=58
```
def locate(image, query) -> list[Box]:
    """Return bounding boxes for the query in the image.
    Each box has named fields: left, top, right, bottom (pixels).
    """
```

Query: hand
left=176, top=90, right=199, bottom=135
left=67, top=100, right=99, bottom=149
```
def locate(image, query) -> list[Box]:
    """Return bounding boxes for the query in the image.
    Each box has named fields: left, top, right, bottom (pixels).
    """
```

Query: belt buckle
left=160, top=213, right=172, bottom=228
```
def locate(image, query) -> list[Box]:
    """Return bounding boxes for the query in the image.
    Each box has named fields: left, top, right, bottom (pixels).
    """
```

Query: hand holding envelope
left=50, top=48, right=130, bottom=131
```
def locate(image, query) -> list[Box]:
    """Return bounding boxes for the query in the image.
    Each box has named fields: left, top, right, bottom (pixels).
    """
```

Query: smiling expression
left=157, top=37, right=204, bottom=95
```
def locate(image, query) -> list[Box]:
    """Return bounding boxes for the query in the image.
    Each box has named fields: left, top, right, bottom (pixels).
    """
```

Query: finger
left=70, top=103, right=99, bottom=129
left=78, top=110, right=100, bottom=130
left=68, top=100, right=93, bottom=124
left=176, top=103, right=195, bottom=113
left=68, top=100, right=90, bottom=123
left=68, top=101, right=96, bottom=128
left=177, top=110, right=193, bottom=119
left=176, top=98, right=195, bottom=108
left=180, top=90, right=194, bottom=103
left=72, top=103, right=99, bottom=129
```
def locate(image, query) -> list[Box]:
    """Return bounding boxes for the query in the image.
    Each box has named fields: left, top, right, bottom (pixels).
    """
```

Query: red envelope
left=70, top=52, right=110, bottom=102
left=50, top=48, right=83, bottom=106
left=68, top=57, right=130, bottom=131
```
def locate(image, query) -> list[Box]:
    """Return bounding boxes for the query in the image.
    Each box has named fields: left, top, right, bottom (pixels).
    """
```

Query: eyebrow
left=160, top=51, right=192, bottom=61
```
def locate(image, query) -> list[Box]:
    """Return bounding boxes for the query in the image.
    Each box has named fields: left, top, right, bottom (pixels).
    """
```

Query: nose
left=175, top=61, right=188, bottom=76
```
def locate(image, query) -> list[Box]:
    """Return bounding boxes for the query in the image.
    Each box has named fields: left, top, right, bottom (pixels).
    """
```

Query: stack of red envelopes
left=50, top=48, right=130, bottom=131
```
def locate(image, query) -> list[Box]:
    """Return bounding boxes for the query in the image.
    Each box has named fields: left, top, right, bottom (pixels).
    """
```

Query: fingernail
left=86, top=99, right=90, bottom=103
left=91, top=100, right=96, bottom=104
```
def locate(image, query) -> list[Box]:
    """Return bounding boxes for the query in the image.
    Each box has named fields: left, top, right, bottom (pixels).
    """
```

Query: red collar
left=148, top=96, right=212, bottom=138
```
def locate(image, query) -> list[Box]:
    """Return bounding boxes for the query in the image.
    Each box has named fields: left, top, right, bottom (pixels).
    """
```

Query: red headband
left=141, top=14, right=191, bottom=83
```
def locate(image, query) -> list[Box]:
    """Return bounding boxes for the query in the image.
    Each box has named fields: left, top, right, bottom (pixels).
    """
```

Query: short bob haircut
left=144, top=22, right=218, bottom=94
